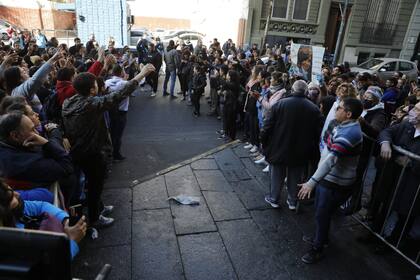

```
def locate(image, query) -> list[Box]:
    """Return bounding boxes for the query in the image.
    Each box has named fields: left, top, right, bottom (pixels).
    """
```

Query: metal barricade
left=352, top=133, right=420, bottom=270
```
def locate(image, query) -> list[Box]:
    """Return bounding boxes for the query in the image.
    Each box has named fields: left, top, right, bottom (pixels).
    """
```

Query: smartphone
left=68, top=204, right=83, bottom=226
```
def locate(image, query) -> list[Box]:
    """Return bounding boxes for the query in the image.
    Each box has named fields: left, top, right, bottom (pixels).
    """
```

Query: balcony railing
left=360, top=21, right=396, bottom=45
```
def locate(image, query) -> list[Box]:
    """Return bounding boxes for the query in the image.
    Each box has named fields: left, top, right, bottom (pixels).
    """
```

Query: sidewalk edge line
left=131, top=140, right=240, bottom=187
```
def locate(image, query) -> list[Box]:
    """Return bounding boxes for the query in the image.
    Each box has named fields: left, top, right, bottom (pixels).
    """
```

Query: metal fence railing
left=352, top=133, right=420, bottom=270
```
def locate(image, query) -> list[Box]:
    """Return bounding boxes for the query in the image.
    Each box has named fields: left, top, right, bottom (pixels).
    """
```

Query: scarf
left=361, top=102, right=384, bottom=118
left=269, top=84, right=283, bottom=95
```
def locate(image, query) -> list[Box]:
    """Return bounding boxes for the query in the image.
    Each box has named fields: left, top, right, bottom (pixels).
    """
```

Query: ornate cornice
left=260, top=20, right=318, bottom=35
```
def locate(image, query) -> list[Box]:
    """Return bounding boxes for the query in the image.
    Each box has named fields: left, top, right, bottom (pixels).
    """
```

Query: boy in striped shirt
left=298, top=97, right=363, bottom=264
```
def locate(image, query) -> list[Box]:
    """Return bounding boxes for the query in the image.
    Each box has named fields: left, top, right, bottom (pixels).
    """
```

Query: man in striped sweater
left=297, top=97, right=364, bottom=264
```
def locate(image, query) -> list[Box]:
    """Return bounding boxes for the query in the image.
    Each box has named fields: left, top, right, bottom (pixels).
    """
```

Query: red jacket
left=56, top=80, right=76, bottom=106
left=56, top=61, right=103, bottom=105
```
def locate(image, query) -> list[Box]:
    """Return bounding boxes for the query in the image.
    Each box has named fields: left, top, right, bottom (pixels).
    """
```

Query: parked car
left=152, top=28, right=165, bottom=39
left=161, top=30, right=204, bottom=47
left=351, top=58, right=418, bottom=81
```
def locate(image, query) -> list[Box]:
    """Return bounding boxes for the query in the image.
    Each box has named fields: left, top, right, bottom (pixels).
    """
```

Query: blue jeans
left=313, top=184, right=352, bottom=250
left=163, top=70, right=176, bottom=96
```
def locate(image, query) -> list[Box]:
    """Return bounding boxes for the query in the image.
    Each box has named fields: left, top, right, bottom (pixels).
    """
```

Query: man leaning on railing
left=376, top=102, right=420, bottom=246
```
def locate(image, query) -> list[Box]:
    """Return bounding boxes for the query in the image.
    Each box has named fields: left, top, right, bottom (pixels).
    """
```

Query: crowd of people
left=0, top=31, right=155, bottom=260
left=0, top=28, right=419, bottom=267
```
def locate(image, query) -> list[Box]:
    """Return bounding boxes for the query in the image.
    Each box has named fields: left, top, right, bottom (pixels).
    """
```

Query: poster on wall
left=289, top=43, right=325, bottom=84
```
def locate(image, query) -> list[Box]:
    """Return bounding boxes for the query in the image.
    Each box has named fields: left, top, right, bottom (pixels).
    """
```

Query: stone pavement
left=73, top=141, right=416, bottom=280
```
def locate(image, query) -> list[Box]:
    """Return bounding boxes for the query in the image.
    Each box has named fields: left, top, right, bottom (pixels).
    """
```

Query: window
left=293, top=0, right=310, bottom=20
left=358, top=58, right=383, bottom=70
left=399, top=62, right=414, bottom=71
left=380, top=61, right=397, bottom=72
left=357, top=52, right=370, bottom=65
left=360, top=0, right=400, bottom=45
left=272, top=0, right=289, bottom=19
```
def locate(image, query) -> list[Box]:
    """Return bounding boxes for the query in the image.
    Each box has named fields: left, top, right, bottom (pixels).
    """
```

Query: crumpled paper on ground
left=167, top=195, right=200, bottom=205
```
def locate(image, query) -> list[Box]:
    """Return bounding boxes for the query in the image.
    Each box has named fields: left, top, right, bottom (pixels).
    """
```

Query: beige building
left=244, top=0, right=420, bottom=65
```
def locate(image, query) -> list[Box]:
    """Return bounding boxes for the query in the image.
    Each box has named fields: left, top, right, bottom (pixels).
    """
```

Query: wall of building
left=400, top=1, right=420, bottom=60
left=340, top=0, right=416, bottom=65
left=246, top=0, right=327, bottom=48
left=0, top=6, right=75, bottom=30
left=133, top=16, right=190, bottom=30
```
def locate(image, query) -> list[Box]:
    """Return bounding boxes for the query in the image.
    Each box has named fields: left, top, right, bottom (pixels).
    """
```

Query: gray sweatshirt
left=11, top=61, right=54, bottom=112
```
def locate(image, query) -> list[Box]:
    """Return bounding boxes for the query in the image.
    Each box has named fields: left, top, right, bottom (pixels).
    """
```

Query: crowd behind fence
left=352, top=133, right=420, bottom=269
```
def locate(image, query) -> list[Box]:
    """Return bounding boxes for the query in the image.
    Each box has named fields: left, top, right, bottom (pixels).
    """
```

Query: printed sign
left=289, top=43, right=325, bottom=83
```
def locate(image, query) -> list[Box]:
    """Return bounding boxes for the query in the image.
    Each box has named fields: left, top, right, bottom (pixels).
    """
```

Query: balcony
left=359, top=21, right=396, bottom=45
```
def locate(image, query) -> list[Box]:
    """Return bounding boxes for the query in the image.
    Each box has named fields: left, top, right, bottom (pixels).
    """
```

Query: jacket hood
left=56, top=80, right=73, bottom=91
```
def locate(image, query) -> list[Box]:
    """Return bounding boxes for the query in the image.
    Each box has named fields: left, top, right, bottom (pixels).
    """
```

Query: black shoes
left=301, top=248, right=324, bottom=264
left=163, top=91, right=169, bottom=96
left=302, top=235, right=329, bottom=248
left=113, top=154, right=126, bottom=161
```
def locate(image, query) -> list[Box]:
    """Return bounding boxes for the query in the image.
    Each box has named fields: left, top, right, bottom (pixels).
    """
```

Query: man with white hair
left=260, top=80, right=322, bottom=210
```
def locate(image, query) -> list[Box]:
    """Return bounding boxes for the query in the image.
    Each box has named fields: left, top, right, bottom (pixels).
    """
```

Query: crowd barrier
left=352, top=133, right=420, bottom=270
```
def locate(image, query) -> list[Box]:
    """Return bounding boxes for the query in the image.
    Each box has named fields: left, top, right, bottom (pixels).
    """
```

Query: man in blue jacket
left=0, top=112, right=74, bottom=201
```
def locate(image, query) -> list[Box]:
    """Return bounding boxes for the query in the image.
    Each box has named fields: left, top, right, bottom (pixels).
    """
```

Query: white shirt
left=415, top=128, right=420, bottom=139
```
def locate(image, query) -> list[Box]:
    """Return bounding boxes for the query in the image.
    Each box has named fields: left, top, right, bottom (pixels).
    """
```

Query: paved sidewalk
left=73, top=142, right=415, bottom=280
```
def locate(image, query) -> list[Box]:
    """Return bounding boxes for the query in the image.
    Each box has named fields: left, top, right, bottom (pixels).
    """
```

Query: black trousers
left=249, top=113, right=260, bottom=146
left=110, top=110, right=128, bottom=157
left=179, top=73, right=189, bottom=95
left=73, top=152, right=106, bottom=223
left=146, top=68, right=160, bottom=93
left=191, top=93, right=201, bottom=114
left=224, top=105, right=237, bottom=140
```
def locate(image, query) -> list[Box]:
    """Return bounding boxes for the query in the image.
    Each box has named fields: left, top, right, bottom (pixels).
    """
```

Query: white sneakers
left=250, top=145, right=258, bottom=153
left=151, top=92, right=156, bottom=97
left=254, top=156, right=267, bottom=165
left=286, top=199, right=297, bottom=210
left=244, top=143, right=253, bottom=149
left=262, top=165, right=270, bottom=173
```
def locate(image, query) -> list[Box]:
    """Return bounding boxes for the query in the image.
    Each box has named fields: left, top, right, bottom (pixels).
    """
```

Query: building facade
left=244, top=0, right=420, bottom=65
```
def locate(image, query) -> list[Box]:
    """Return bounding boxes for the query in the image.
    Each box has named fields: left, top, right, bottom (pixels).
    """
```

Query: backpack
left=42, top=91, right=62, bottom=123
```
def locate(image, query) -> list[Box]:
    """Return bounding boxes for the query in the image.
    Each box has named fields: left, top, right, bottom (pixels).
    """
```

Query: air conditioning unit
left=127, top=15, right=134, bottom=24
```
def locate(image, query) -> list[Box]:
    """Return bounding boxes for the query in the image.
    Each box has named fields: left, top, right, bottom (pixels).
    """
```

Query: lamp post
left=261, top=0, right=273, bottom=54
left=332, top=0, right=349, bottom=66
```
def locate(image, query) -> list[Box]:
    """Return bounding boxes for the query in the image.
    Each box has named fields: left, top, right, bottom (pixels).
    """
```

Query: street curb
left=131, top=139, right=241, bottom=187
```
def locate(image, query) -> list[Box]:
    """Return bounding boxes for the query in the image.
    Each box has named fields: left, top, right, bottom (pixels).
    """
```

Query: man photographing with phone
left=62, top=62, right=155, bottom=233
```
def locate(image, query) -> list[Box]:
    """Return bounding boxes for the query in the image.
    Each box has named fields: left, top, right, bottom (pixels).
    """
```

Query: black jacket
left=62, top=80, right=138, bottom=159
left=260, top=93, right=322, bottom=166
left=0, top=128, right=73, bottom=187
left=144, top=50, right=162, bottom=70
left=191, top=73, right=206, bottom=95
left=359, top=107, right=387, bottom=156
left=378, top=120, right=420, bottom=215
left=379, top=120, right=420, bottom=170
left=221, top=80, right=240, bottom=108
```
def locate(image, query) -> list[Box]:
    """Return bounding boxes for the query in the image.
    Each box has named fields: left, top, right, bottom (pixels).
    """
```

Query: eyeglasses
left=337, top=105, right=348, bottom=112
